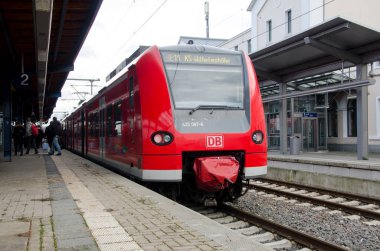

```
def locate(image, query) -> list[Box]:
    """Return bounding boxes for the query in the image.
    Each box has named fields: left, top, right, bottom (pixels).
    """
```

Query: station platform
left=268, top=150, right=380, bottom=168
left=267, top=151, right=380, bottom=199
left=0, top=150, right=271, bottom=251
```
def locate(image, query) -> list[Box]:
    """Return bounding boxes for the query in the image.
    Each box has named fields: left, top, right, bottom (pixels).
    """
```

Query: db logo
left=206, top=135, right=224, bottom=148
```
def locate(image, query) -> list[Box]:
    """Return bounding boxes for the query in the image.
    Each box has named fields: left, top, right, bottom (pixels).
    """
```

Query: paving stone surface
left=54, top=151, right=270, bottom=250
left=0, top=151, right=271, bottom=251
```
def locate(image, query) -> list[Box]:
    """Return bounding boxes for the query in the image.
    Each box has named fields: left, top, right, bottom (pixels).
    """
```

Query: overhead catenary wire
left=94, top=0, right=335, bottom=78
left=91, top=0, right=168, bottom=78
left=232, top=0, right=336, bottom=49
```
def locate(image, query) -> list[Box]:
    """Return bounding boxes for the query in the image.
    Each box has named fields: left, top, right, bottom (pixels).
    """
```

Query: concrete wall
left=369, top=67, right=380, bottom=147
left=324, top=0, right=380, bottom=32
left=323, top=0, right=380, bottom=147
left=268, top=160, right=380, bottom=199
left=369, top=77, right=380, bottom=144
left=253, top=0, right=324, bottom=51
left=268, top=167, right=380, bottom=199
left=328, top=144, right=380, bottom=153
left=325, top=0, right=380, bottom=150
left=325, top=75, right=380, bottom=152
left=257, top=0, right=303, bottom=50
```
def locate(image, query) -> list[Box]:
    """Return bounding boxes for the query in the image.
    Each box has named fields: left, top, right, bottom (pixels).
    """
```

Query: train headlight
left=252, top=130, right=264, bottom=144
left=151, top=131, right=174, bottom=146
left=163, top=134, right=172, bottom=143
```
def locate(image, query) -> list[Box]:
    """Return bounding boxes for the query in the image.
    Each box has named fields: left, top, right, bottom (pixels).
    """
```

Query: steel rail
left=219, top=203, right=349, bottom=251
left=256, top=177, right=380, bottom=205
left=249, top=182, right=380, bottom=221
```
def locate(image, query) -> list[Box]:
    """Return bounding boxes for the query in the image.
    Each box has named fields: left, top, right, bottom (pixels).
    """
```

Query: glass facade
left=265, top=102, right=280, bottom=149
left=260, top=67, right=361, bottom=152
left=347, top=99, right=357, bottom=137
left=264, top=90, right=328, bottom=152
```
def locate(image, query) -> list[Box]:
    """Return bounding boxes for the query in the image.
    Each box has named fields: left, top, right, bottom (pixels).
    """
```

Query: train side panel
left=135, top=46, right=181, bottom=180
left=86, top=100, right=100, bottom=159
left=244, top=53, right=267, bottom=178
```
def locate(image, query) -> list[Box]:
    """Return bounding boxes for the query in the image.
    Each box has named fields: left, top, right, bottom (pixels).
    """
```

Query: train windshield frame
left=161, top=50, right=245, bottom=110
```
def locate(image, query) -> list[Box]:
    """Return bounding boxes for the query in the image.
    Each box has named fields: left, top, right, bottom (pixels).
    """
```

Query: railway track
left=191, top=203, right=348, bottom=251
left=250, top=178, right=380, bottom=222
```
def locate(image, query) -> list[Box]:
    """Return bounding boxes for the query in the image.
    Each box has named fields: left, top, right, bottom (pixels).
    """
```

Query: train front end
left=139, top=45, right=267, bottom=203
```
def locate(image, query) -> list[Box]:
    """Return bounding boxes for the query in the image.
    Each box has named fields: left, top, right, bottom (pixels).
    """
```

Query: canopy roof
left=250, top=17, right=380, bottom=84
left=0, top=0, right=102, bottom=120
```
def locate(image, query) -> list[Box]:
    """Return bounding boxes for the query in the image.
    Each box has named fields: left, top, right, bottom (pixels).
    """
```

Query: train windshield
left=161, top=51, right=244, bottom=109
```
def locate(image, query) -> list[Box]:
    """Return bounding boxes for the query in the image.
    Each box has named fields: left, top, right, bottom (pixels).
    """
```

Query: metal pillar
left=356, top=64, right=369, bottom=160
left=279, top=83, right=288, bottom=154
left=204, top=1, right=209, bottom=38
left=2, top=81, right=12, bottom=161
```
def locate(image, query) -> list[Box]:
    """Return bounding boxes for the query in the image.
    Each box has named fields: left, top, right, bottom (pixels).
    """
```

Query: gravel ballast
left=234, top=190, right=380, bottom=251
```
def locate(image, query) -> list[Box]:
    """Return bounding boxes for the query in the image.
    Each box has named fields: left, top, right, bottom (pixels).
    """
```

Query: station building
left=219, top=0, right=380, bottom=155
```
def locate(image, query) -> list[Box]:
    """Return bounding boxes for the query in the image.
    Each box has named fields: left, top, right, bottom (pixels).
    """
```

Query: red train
left=63, top=45, right=267, bottom=203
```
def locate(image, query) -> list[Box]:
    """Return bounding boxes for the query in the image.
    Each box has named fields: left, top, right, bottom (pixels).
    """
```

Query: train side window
left=106, top=105, right=113, bottom=137
left=114, top=101, right=122, bottom=136
left=129, top=77, right=134, bottom=109
left=75, top=119, right=79, bottom=138
left=88, top=114, right=91, bottom=137
left=94, top=111, right=99, bottom=137
left=74, top=119, right=76, bottom=137
left=89, top=113, right=94, bottom=137
left=77, top=120, right=80, bottom=137
left=91, top=113, right=95, bottom=137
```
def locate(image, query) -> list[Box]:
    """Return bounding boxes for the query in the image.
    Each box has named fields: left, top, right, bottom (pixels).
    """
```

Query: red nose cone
left=193, top=156, right=239, bottom=192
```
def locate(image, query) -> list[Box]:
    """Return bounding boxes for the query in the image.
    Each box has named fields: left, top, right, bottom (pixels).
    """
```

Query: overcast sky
left=54, top=0, right=252, bottom=119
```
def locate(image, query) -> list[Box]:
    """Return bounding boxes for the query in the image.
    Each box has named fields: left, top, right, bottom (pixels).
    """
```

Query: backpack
left=31, top=124, right=39, bottom=136
left=52, top=121, right=62, bottom=135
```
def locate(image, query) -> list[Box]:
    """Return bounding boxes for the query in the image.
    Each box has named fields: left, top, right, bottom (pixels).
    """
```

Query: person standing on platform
left=36, top=125, right=43, bottom=148
left=45, top=122, right=54, bottom=153
left=49, top=117, right=62, bottom=156
left=12, top=121, right=25, bottom=156
left=25, top=117, right=38, bottom=154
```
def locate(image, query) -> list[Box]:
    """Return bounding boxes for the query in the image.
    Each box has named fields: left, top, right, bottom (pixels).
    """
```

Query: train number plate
left=206, top=135, right=224, bottom=148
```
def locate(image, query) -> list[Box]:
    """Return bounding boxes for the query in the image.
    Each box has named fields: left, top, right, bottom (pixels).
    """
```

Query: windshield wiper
left=189, top=105, right=242, bottom=115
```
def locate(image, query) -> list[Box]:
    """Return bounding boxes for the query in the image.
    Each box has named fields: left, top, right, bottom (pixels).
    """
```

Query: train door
left=99, top=97, right=106, bottom=160
left=127, top=68, right=136, bottom=152
left=81, top=110, right=85, bottom=156
left=302, top=118, right=318, bottom=152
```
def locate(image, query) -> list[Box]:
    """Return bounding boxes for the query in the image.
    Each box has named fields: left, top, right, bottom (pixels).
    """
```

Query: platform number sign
left=12, top=73, right=29, bottom=89
left=20, top=74, right=29, bottom=85
left=206, top=135, right=224, bottom=148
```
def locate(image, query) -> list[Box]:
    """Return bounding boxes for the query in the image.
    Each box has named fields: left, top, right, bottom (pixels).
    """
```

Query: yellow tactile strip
left=51, top=156, right=143, bottom=251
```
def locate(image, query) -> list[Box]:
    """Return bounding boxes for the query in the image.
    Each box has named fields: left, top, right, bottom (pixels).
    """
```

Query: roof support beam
left=33, top=0, right=54, bottom=120
left=52, top=0, right=67, bottom=63
left=251, top=22, right=351, bottom=63
left=286, top=82, right=307, bottom=91
left=304, top=37, right=362, bottom=64
left=0, top=11, right=16, bottom=66
left=255, top=67, right=283, bottom=83
left=48, top=64, right=74, bottom=74
left=282, top=59, right=355, bottom=83
left=262, top=79, right=375, bottom=103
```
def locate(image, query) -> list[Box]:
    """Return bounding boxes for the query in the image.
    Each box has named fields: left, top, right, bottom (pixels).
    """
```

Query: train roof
left=159, top=45, right=242, bottom=55
left=63, top=44, right=244, bottom=121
